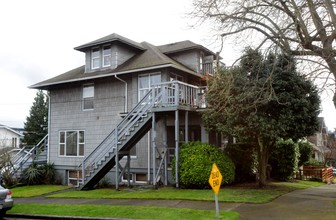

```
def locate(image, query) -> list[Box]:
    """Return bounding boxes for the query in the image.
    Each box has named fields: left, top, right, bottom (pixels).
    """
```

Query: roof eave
left=74, top=39, right=146, bottom=52
left=29, top=64, right=201, bottom=89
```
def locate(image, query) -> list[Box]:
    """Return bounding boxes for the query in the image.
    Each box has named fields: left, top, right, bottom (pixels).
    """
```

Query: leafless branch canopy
left=192, top=0, right=336, bottom=106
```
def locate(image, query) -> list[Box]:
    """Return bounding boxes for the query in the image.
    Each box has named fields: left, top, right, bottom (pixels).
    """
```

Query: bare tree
left=192, top=0, right=336, bottom=106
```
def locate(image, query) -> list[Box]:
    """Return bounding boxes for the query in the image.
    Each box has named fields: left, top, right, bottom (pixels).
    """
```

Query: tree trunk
left=257, top=137, right=270, bottom=188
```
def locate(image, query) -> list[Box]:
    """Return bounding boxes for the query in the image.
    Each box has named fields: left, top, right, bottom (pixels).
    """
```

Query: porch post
left=152, top=112, right=157, bottom=188
left=163, top=116, right=168, bottom=186
left=127, top=153, right=131, bottom=187
left=185, top=111, right=189, bottom=143
left=201, top=121, right=209, bottom=144
left=147, top=131, right=151, bottom=184
left=115, top=128, right=119, bottom=190
left=175, top=110, right=179, bottom=188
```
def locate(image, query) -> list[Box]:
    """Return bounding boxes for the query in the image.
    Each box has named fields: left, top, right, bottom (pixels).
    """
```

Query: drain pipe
left=45, top=92, right=51, bottom=163
left=114, top=75, right=128, bottom=113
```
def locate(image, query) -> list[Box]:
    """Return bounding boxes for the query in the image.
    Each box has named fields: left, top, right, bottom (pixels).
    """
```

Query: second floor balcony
left=150, top=81, right=207, bottom=112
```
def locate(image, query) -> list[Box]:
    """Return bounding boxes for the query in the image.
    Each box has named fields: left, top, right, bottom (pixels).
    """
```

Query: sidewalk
left=235, top=184, right=336, bottom=220
left=9, top=184, right=336, bottom=219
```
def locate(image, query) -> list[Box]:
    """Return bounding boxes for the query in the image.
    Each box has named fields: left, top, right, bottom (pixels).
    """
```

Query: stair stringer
left=79, top=114, right=153, bottom=190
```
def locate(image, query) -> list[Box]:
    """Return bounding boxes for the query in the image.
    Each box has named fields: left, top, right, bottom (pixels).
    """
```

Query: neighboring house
left=0, top=124, right=23, bottom=149
left=30, top=33, right=223, bottom=189
left=307, top=117, right=330, bottom=163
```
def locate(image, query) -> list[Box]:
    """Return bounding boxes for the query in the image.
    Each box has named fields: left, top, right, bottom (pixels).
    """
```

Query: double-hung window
left=138, top=73, right=161, bottom=101
left=103, top=45, right=111, bottom=67
left=59, top=131, right=85, bottom=157
left=83, top=84, right=94, bottom=110
left=91, top=47, right=100, bottom=69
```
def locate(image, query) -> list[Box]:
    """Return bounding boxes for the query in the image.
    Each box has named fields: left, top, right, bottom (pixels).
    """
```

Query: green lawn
left=10, top=204, right=239, bottom=220
left=8, top=180, right=323, bottom=220
left=46, top=180, right=324, bottom=203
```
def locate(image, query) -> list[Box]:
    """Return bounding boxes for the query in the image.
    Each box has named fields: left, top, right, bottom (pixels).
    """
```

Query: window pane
left=150, top=74, right=161, bottom=85
left=136, top=174, right=147, bottom=182
left=60, top=132, right=65, bottom=143
left=79, top=144, right=84, bottom=156
left=92, top=48, right=100, bottom=69
left=92, top=48, right=99, bottom=57
left=92, top=59, right=100, bottom=69
left=66, top=131, right=77, bottom=156
left=60, top=144, right=65, bottom=156
left=139, top=89, right=149, bottom=100
left=139, top=75, right=149, bottom=89
left=103, top=46, right=111, bottom=67
left=84, top=98, right=94, bottom=109
left=103, top=56, right=111, bottom=66
left=83, top=85, right=94, bottom=98
left=79, top=131, right=85, bottom=143
left=103, top=46, right=111, bottom=55
left=83, top=85, right=94, bottom=110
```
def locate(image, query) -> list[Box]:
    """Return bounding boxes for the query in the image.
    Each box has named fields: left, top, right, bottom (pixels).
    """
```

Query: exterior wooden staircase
left=79, top=81, right=205, bottom=190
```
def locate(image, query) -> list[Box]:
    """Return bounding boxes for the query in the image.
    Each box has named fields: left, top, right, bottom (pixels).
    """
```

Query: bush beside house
left=173, top=142, right=235, bottom=189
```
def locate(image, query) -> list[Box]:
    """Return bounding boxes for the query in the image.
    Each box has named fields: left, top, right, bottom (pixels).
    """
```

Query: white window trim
left=82, top=84, right=94, bottom=111
left=102, top=45, right=111, bottom=68
left=68, top=170, right=82, bottom=187
left=121, top=173, right=147, bottom=184
left=91, top=47, right=100, bottom=69
left=138, top=72, right=161, bottom=102
left=59, top=130, right=85, bottom=157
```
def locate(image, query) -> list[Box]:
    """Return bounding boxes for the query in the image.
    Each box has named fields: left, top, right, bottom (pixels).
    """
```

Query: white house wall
left=0, top=127, right=21, bottom=149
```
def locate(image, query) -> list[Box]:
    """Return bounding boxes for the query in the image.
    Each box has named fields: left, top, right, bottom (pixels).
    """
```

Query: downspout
left=45, top=92, right=51, bottom=163
left=114, top=75, right=128, bottom=113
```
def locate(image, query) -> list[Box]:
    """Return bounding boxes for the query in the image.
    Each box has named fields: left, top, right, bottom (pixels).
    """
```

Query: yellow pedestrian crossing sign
left=208, top=163, right=222, bottom=195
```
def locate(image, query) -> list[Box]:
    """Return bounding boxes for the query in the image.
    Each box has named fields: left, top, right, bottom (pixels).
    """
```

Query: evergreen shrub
left=269, top=139, right=299, bottom=180
left=173, top=141, right=235, bottom=188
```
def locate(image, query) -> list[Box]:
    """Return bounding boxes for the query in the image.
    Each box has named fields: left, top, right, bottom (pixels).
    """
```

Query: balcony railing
left=151, top=81, right=207, bottom=109
left=202, top=62, right=215, bottom=75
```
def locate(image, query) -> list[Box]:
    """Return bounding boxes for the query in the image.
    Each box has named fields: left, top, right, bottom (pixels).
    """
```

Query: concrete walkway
left=234, top=184, right=336, bottom=220
left=10, top=184, right=336, bottom=219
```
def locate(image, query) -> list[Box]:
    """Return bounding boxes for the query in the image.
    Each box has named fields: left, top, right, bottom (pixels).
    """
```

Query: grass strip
left=11, top=185, right=71, bottom=198
left=47, top=181, right=321, bottom=203
left=8, top=203, right=240, bottom=220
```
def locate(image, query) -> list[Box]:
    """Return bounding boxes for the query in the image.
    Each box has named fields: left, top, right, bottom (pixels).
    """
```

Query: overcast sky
left=0, top=0, right=335, bottom=131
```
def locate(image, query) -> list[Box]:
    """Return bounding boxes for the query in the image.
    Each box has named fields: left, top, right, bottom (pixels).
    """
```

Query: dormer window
left=91, top=48, right=100, bottom=69
left=103, top=45, right=111, bottom=67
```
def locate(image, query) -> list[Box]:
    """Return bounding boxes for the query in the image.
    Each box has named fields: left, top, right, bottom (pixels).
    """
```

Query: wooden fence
left=298, top=166, right=334, bottom=182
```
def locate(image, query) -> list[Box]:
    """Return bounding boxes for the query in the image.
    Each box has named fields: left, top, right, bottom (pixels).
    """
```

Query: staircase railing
left=80, top=80, right=207, bottom=187
left=151, top=81, right=207, bottom=108
left=8, top=134, right=48, bottom=176
left=81, top=87, right=164, bottom=181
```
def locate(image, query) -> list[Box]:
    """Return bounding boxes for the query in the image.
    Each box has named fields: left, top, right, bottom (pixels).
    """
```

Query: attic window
left=103, top=45, right=111, bottom=67
left=91, top=47, right=100, bottom=69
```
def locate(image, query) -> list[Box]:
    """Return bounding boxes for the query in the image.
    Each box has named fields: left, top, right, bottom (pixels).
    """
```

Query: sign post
left=208, top=163, right=223, bottom=220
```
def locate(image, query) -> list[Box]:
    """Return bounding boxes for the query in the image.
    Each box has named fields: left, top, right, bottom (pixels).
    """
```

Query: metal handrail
left=11, top=134, right=48, bottom=175
left=80, top=81, right=207, bottom=186
left=81, top=89, right=160, bottom=179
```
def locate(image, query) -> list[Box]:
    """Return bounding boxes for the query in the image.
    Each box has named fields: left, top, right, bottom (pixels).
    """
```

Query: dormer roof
left=30, top=41, right=202, bottom=89
left=74, top=33, right=146, bottom=52
left=30, top=33, right=216, bottom=89
left=158, top=40, right=218, bottom=57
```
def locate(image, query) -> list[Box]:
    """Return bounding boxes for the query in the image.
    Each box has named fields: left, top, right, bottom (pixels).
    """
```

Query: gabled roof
left=74, top=33, right=146, bottom=52
left=0, top=124, right=24, bottom=137
left=30, top=41, right=203, bottom=89
left=158, top=40, right=217, bottom=57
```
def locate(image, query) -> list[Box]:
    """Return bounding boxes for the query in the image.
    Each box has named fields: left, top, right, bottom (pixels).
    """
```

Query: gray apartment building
left=30, top=33, right=223, bottom=189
